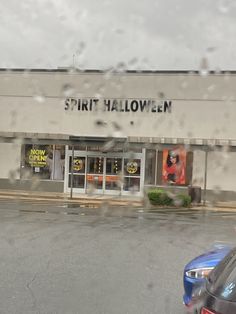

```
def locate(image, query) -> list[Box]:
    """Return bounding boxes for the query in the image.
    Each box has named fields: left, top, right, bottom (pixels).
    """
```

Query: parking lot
left=0, top=200, right=236, bottom=314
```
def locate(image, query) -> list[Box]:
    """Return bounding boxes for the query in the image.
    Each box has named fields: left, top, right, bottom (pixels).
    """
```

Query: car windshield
left=1, top=1, right=236, bottom=314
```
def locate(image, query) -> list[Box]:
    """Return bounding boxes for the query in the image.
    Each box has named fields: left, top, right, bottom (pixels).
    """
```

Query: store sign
left=28, top=149, right=47, bottom=168
left=65, top=98, right=172, bottom=113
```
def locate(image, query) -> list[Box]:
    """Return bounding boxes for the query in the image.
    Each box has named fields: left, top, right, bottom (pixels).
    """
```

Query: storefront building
left=0, top=69, right=236, bottom=200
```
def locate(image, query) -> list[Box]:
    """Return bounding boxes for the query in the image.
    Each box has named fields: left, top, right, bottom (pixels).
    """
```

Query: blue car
left=183, top=244, right=232, bottom=307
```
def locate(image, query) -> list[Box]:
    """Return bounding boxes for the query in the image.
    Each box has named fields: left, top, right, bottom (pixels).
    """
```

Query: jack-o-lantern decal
left=126, top=161, right=138, bottom=174
left=73, top=159, right=83, bottom=171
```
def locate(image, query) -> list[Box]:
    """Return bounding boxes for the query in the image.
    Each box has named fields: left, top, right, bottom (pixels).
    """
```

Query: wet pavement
left=0, top=199, right=236, bottom=314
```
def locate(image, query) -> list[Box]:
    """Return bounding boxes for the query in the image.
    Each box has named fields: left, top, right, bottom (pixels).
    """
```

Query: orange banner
left=86, top=175, right=118, bottom=182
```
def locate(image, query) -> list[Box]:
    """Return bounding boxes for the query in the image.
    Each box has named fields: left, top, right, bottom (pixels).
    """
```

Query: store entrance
left=64, top=150, right=144, bottom=196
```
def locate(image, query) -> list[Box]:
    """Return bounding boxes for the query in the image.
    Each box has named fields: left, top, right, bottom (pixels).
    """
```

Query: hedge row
left=147, top=189, right=191, bottom=208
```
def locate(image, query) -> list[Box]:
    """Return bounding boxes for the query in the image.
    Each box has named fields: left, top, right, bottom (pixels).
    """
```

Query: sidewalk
left=0, top=189, right=144, bottom=207
left=197, top=202, right=236, bottom=212
left=0, top=189, right=236, bottom=211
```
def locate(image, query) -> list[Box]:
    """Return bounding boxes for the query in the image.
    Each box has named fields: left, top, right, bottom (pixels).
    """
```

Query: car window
left=207, top=248, right=236, bottom=301
left=1, top=1, right=236, bottom=314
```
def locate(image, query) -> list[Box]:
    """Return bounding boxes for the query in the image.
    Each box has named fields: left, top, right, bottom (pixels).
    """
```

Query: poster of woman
left=162, top=147, right=186, bottom=185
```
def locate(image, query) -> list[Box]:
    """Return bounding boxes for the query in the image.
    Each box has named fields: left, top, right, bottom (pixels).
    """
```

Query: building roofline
left=0, top=68, right=236, bottom=74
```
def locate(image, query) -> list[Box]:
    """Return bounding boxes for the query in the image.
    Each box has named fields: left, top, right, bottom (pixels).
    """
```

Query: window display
left=22, top=145, right=65, bottom=180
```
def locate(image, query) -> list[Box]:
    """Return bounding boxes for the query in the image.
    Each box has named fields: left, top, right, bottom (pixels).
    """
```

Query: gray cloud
left=0, top=0, right=235, bottom=69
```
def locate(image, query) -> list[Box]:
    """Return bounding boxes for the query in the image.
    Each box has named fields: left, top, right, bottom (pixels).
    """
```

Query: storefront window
left=145, top=149, right=156, bottom=185
left=21, top=144, right=65, bottom=180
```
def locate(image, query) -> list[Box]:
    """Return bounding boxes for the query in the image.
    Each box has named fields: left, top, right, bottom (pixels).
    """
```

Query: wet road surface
left=0, top=200, right=235, bottom=314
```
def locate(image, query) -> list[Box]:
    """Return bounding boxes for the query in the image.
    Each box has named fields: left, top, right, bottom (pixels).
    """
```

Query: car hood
left=184, top=246, right=231, bottom=271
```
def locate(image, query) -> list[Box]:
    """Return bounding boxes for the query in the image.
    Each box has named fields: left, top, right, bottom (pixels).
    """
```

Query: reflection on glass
left=123, top=177, right=140, bottom=192
left=87, top=157, right=104, bottom=174
left=105, top=158, right=122, bottom=190
left=106, top=158, right=122, bottom=174
left=68, top=174, right=85, bottom=188
left=86, top=175, right=103, bottom=189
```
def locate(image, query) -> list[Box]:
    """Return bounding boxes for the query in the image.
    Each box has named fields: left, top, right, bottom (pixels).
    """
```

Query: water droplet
left=59, top=14, right=66, bottom=22
left=181, top=81, right=188, bottom=89
left=62, top=84, right=75, bottom=97
left=83, top=80, right=91, bottom=89
left=158, top=92, right=165, bottom=99
left=33, top=94, right=45, bottom=103
left=31, top=176, right=40, bottom=189
left=8, top=169, right=20, bottom=184
left=116, top=62, right=126, bottom=73
left=95, top=120, right=107, bottom=127
left=173, top=198, right=183, bottom=207
left=102, top=140, right=115, bottom=151
left=218, top=0, right=232, bottom=13
left=213, top=185, right=222, bottom=195
left=207, top=84, right=215, bottom=92
left=114, top=28, right=124, bottom=35
left=112, top=122, right=122, bottom=131
left=214, top=67, right=222, bottom=74
left=128, top=58, right=138, bottom=66
left=76, top=41, right=86, bottom=56
left=206, top=46, right=216, bottom=53
left=104, top=68, right=113, bottom=80
left=98, top=84, right=105, bottom=94
left=199, top=57, right=209, bottom=76
left=94, top=93, right=102, bottom=100
left=87, top=183, right=95, bottom=195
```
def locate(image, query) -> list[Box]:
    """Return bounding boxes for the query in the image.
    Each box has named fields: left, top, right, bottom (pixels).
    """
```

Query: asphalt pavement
left=0, top=199, right=236, bottom=314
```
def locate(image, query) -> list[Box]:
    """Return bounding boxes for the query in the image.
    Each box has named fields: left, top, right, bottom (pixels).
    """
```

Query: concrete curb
left=0, top=190, right=143, bottom=207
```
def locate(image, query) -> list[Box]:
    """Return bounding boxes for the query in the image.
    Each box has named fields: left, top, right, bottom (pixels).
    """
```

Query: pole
left=52, top=144, right=55, bottom=180
left=203, top=148, right=208, bottom=206
left=154, top=149, right=158, bottom=186
left=70, top=145, right=74, bottom=199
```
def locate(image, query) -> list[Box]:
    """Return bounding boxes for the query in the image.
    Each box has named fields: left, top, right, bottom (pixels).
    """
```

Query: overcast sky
left=0, top=0, right=235, bottom=70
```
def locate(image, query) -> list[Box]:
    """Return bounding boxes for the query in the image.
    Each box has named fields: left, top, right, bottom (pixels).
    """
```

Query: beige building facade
left=0, top=69, right=235, bottom=200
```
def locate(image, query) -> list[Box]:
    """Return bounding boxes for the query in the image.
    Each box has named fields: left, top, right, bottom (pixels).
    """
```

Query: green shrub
left=174, top=194, right=191, bottom=207
left=147, top=189, right=172, bottom=206
left=147, top=189, right=191, bottom=208
left=161, top=192, right=173, bottom=206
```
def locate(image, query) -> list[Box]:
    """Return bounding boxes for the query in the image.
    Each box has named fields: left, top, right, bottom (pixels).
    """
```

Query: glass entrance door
left=105, top=157, right=122, bottom=194
left=68, top=156, right=86, bottom=192
left=65, top=148, right=144, bottom=196
left=86, top=157, right=104, bottom=193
